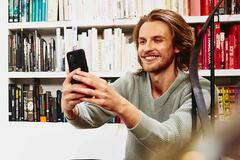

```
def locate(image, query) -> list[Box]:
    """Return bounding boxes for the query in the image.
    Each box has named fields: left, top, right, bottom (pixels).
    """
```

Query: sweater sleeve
left=68, top=102, right=116, bottom=128
left=128, top=78, right=212, bottom=153
left=68, top=72, right=133, bottom=128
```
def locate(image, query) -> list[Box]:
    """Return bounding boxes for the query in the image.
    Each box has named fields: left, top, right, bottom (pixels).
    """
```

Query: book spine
left=224, top=37, right=229, bottom=69
left=201, top=0, right=210, bottom=15
left=9, top=84, right=13, bottom=121
left=42, top=0, right=46, bottom=21
left=228, top=34, right=235, bottom=69
left=220, top=32, right=225, bottom=69
left=237, top=25, right=240, bottom=69
left=56, top=90, right=63, bottom=122
left=9, top=0, right=14, bottom=22
left=214, top=22, right=221, bottom=69
left=189, top=0, right=201, bottom=16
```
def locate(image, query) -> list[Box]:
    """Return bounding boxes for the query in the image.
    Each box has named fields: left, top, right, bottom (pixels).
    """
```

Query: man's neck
left=149, top=67, right=178, bottom=99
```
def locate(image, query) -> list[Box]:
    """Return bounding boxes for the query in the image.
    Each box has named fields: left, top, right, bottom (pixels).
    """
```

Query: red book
left=228, top=34, right=236, bottom=69
left=214, top=22, right=221, bottom=69
left=237, top=25, right=240, bottom=69
left=220, top=32, right=225, bottom=69
left=196, top=24, right=203, bottom=69
left=203, top=27, right=210, bottom=69
left=201, top=0, right=212, bottom=15
left=190, top=0, right=201, bottom=16
left=224, top=37, right=229, bottom=69
left=228, top=25, right=238, bottom=69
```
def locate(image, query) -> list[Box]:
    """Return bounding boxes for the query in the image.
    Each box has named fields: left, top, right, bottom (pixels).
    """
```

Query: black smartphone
left=66, top=49, right=89, bottom=84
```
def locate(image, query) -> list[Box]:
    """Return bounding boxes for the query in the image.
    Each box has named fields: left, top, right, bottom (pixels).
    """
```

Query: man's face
left=138, top=21, right=179, bottom=73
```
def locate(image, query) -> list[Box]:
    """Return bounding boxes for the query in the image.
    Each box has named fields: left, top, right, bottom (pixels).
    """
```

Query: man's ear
left=174, top=47, right=180, bottom=54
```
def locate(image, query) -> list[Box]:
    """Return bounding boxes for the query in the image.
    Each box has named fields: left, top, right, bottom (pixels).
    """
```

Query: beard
left=138, top=54, right=175, bottom=74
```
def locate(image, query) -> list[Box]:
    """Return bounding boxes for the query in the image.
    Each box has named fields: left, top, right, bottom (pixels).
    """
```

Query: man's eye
left=155, top=39, right=162, bottom=43
left=139, top=41, right=145, bottom=45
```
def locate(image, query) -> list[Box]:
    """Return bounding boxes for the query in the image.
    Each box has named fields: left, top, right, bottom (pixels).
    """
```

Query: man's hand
left=61, top=68, right=89, bottom=120
left=71, top=70, right=141, bottom=128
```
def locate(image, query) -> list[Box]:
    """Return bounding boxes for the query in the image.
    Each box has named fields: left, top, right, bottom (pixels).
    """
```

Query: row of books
left=218, top=86, right=240, bottom=120
left=191, top=0, right=240, bottom=16
left=8, top=30, right=57, bottom=72
left=8, top=0, right=188, bottom=23
left=8, top=27, right=140, bottom=72
left=8, top=79, right=123, bottom=123
left=197, top=23, right=240, bottom=70
left=9, top=82, right=240, bottom=122
left=9, top=23, right=240, bottom=73
left=8, top=0, right=240, bottom=23
left=8, top=82, right=64, bottom=122
left=9, top=0, right=48, bottom=23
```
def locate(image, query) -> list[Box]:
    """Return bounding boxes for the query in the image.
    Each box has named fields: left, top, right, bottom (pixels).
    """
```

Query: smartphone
left=67, top=49, right=89, bottom=84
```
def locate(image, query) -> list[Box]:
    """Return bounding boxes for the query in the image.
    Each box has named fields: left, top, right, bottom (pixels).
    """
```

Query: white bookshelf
left=7, top=14, right=240, bottom=30
left=199, top=69, right=240, bottom=77
left=7, top=71, right=127, bottom=79
left=7, top=69, right=240, bottom=79
left=1, top=0, right=240, bottom=159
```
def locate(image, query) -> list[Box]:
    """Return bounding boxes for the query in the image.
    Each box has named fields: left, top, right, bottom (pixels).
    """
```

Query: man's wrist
left=117, top=100, right=140, bottom=128
left=64, top=106, right=79, bottom=120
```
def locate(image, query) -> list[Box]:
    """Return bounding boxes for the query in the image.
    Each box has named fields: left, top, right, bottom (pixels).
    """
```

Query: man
left=61, top=9, right=212, bottom=160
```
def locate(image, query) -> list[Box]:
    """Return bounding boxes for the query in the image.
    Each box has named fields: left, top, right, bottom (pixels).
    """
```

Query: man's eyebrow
left=153, top=35, right=165, bottom=39
left=138, top=37, right=145, bottom=40
left=138, top=35, right=165, bottom=40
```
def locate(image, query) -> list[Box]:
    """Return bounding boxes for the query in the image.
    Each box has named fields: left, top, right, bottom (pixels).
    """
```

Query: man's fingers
left=73, top=70, right=108, bottom=89
left=63, top=68, right=81, bottom=86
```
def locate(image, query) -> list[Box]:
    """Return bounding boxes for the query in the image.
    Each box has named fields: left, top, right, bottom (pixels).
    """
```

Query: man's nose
left=144, top=41, right=154, bottom=51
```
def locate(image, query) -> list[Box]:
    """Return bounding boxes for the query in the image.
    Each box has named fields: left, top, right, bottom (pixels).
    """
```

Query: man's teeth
left=145, top=56, right=158, bottom=60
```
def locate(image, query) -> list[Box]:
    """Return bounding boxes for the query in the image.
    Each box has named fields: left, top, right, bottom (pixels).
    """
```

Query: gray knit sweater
left=68, top=70, right=212, bottom=160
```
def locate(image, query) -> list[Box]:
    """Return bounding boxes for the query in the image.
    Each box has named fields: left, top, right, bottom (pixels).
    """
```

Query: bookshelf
left=1, top=0, right=240, bottom=159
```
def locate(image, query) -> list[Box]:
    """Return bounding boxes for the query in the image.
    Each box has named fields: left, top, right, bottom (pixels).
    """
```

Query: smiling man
left=61, top=9, right=212, bottom=160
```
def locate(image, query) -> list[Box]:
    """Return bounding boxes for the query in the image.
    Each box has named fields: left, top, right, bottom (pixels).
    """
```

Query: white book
left=119, top=0, right=124, bottom=18
left=64, top=0, right=69, bottom=20
left=103, top=29, right=113, bottom=72
left=123, top=0, right=129, bottom=18
left=128, top=0, right=138, bottom=18
left=111, top=0, right=118, bottom=19
left=58, top=0, right=64, bottom=21
left=154, top=0, right=165, bottom=9
left=47, top=0, right=58, bottom=21
left=121, top=34, right=126, bottom=72
left=87, top=29, right=93, bottom=71
left=64, top=27, right=72, bottom=71
left=55, top=28, right=62, bottom=71
left=96, top=40, right=103, bottom=71
left=136, top=0, right=143, bottom=17
left=171, top=0, right=179, bottom=13
left=90, top=28, right=98, bottom=71
left=165, top=0, right=171, bottom=10
left=178, top=0, right=184, bottom=16
left=113, top=28, right=122, bottom=72
left=72, top=26, right=78, bottom=50
left=142, top=0, right=153, bottom=15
